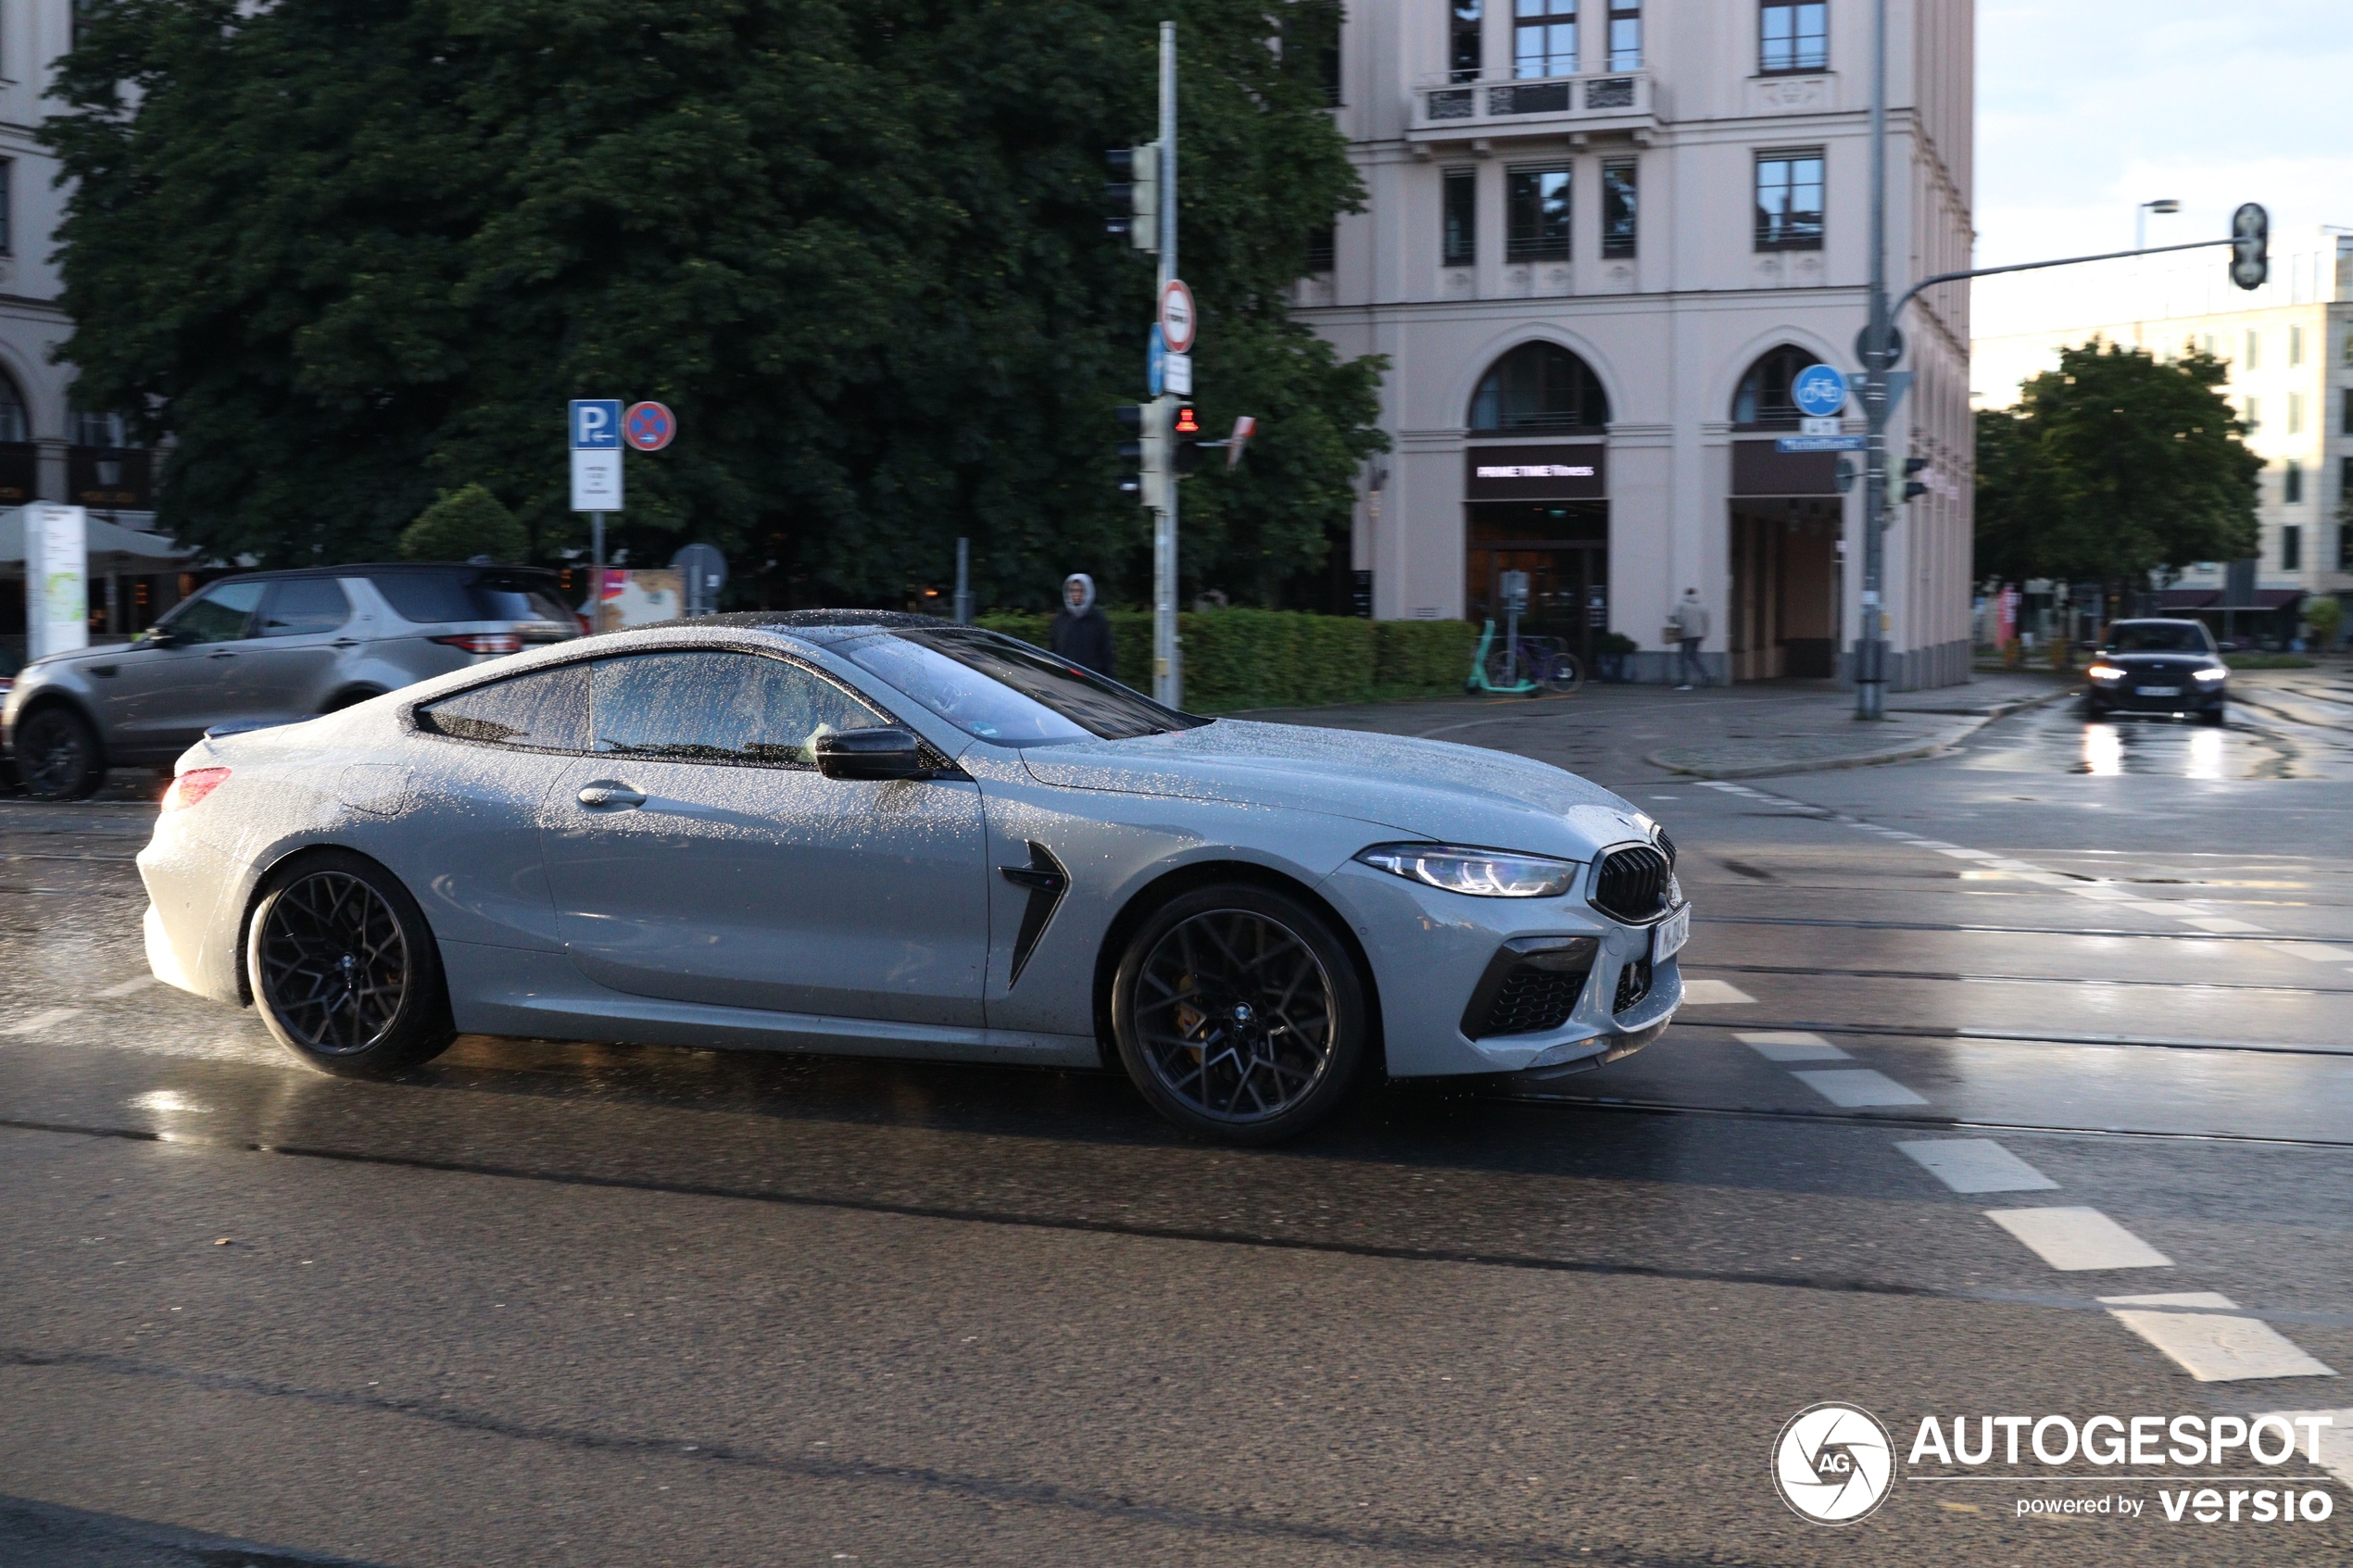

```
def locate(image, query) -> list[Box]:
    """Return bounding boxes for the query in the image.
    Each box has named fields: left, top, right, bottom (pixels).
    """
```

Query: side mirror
left=140, top=627, right=182, bottom=648
left=815, top=727, right=931, bottom=781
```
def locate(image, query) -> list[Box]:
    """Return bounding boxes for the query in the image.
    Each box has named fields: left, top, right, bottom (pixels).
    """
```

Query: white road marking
left=1931, top=847, right=1997, bottom=859
left=1737, top=1030, right=1850, bottom=1061
left=2100, top=1295, right=2338, bottom=1383
left=2250, top=1408, right=2353, bottom=1485
left=1896, top=1139, right=2058, bottom=1194
left=1792, top=1069, right=1928, bottom=1107
left=2175, top=914, right=2265, bottom=934
left=1678, top=979, right=1756, bottom=1005
left=2270, top=941, right=2353, bottom=962
left=1, top=1008, right=82, bottom=1037
left=94, top=975, right=157, bottom=999
left=1984, top=1207, right=2173, bottom=1271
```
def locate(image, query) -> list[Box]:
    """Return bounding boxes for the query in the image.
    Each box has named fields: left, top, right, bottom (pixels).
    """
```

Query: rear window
left=415, top=663, right=589, bottom=750
left=373, top=570, right=577, bottom=632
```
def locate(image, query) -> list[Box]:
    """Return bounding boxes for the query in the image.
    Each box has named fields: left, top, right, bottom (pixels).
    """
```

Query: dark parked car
left=3, top=562, right=580, bottom=799
left=2084, top=619, right=2228, bottom=723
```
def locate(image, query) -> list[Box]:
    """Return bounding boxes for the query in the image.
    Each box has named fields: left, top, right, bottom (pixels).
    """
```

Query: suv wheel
left=16, top=707, right=106, bottom=801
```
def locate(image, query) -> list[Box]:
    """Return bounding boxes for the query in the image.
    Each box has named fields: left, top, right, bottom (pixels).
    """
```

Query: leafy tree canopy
left=1974, top=339, right=2259, bottom=587
left=46, top=0, right=1386, bottom=611
left=398, top=482, right=528, bottom=561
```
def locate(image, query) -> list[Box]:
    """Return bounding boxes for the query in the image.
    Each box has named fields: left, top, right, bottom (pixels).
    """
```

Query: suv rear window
left=371, top=570, right=577, bottom=631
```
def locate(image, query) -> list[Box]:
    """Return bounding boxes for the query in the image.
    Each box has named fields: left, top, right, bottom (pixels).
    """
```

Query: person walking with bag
left=1049, top=573, right=1116, bottom=679
left=1669, top=588, right=1710, bottom=690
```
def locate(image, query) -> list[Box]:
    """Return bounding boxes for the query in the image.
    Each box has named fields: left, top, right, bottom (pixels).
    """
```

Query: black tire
left=15, top=706, right=106, bottom=801
left=1109, top=884, right=1369, bottom=1144
left=2199, top=704, right=2226, bottom=726
left=246, top=850, right=456, bottom=1077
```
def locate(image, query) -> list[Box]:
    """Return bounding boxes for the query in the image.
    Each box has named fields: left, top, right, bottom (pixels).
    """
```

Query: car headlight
left=2195, top=667, right=2226, bottom=683
left=2087, top=664, right=2124, bottom=681
left=1354, top=844, right=1579, bottom=898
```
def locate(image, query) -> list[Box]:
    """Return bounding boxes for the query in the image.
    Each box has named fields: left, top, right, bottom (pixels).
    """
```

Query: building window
left=1286, top=1, right=1343, bottom=106
left=2344, top=325, right=2353, bottom=364
left=1732, top=345, right=1824, bottom=426
left=2341, top=516, right=2353, bottom=572
left=2281, top=523, right=2301, bottom=571
left=74, top=410, right=130, bottom=447
left=1609, top=0, right=1642, bottom=69
left=1451, top=0, right=1483, bottom=82
left=1754, top=150, right=1824, bottom=251
left=1506, top=167, right=1570, bottom=262
left=1514, top=0, right=1576, bottom=79
left=2284, top=459, right=2303, bottom=505
left=1760, top=0, right=1827, bottom=72
left=0, top=161, right=11, bottom=256
left=2243, top=329, right=2260, bottom=370
left=0, top=374, right=28, bottom=444
left=1304, top=222, right=1335, bottom=273
left=1442, top=168, right=1478, bottom=266
left=1601, top=159, right=1638, bottom=258
left=2288, top=324, right=2305, bottom=366
left=2342, top=388, right=2353, bottom=435
left=2288, top=392, right=2305, bottom=434
left=1468, top=342, right=1611, bottom=432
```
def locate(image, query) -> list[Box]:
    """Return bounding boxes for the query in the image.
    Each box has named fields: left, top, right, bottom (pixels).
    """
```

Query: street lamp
left=2135, top=198, right=2180, bottom=252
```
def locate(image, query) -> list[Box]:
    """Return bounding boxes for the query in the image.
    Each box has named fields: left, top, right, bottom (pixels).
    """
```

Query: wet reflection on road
left=1963, top=698, right=2327, bottom=780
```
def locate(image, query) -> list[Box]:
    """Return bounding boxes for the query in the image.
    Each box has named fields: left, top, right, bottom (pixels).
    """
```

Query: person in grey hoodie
left=1671, top=588, right=1710, bottom=690
left=1049, top=572, right=1116, bottom=678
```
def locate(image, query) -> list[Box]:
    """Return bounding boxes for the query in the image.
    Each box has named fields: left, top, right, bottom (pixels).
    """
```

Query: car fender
left=4, top=683, right=107, bottom=759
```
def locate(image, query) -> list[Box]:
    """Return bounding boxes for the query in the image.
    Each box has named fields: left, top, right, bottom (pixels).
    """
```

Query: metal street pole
left=953, top=536, right=973, bottom=624
left=1856, top=0, right=1890, bottom=720
left=1151, top=19, right=1181, bottom=709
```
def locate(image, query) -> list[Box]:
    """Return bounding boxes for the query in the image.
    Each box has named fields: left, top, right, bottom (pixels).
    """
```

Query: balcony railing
left=1413, top=69, right=1654, bottom=138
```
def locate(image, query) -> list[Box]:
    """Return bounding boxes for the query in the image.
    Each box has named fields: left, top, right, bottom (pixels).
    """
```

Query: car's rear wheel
left=1110, top=884, right=1368, bottom=1144
left=16, top=706, right=107, bottom=801
left=247, top=851, right=455, bottom=1076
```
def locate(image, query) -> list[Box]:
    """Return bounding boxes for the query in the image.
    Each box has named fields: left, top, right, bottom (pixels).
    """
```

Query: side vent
left=1000, top=842, right=1070, bottom=987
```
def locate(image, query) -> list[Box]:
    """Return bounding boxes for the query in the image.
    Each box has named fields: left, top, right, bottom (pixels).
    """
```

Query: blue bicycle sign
left=1791, top=364, right=1850, bottom=419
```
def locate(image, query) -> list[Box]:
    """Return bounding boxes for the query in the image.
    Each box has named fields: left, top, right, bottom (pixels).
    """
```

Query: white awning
left=0, top=510, right=191, bottom=573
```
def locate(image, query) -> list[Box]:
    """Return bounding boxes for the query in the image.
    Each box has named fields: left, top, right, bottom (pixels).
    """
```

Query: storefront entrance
left=1462, top=443, right=1609, bottom=665
left=1729, top=441, right=1843, bottom=682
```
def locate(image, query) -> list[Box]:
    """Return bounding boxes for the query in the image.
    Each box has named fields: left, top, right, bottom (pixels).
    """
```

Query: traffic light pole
left=1856, top=0, right=1890, bottom=721
left=1151, top=19, right=1181, bottom=709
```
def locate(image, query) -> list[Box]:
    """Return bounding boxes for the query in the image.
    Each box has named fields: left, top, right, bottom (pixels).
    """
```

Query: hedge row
left=972, top=608, right=1477, bottom=712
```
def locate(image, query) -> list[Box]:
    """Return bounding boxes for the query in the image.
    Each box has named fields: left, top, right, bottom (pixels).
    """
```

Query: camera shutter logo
left=1773, top=1402, right=1895, bottom=1524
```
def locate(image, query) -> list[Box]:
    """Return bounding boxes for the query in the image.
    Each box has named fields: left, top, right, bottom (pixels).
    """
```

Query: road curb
left=1643, top=686, right=2072, bottom=781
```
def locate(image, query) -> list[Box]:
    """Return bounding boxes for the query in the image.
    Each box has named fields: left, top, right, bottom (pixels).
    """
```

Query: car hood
left=1019, top=719, right=1647, bottom=853
left=2104, top=651, right=2221, bottom=666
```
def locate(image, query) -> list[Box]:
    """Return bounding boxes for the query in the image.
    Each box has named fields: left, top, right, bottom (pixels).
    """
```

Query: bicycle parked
left=1466, top=620, right=1585, bottom=696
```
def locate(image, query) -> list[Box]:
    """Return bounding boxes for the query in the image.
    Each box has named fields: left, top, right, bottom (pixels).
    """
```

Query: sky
left=1973, top=0, right=2353, bottom=272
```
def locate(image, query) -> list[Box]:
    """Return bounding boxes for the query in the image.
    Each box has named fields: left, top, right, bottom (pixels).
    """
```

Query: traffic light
left=1103, top=144, right=1160, bottom=252
left=1902, top=456, right=1931, bottom=502
left=1171, top=404, right=1203, bottom=476
left=2230, top=202, right=2269, bottom=291
left=1115, top=402, right=1166, bottom=506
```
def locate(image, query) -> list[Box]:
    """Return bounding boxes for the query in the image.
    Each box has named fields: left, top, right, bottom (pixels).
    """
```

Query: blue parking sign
left=570, top=399, right=623, bottom=449
left=1790, top=365, right=1849, bottom=419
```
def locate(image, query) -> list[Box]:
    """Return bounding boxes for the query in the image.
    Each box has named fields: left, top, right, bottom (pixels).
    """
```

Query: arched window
left=1468, top=342, right=1610, bottom=433
left=0, top=373, right=29, bottom=445
left=73, top=409, right=129, bottom=447
left=1730, top=344, right=1823, bottom=427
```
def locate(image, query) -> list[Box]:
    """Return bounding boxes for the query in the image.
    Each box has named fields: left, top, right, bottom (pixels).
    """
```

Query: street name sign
left=1775, top=434, right=1867, bottom=453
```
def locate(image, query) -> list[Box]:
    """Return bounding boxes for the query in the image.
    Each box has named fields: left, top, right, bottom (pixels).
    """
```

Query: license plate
left=2138, top=685, right=2180, bottom=697
left=1652, top=903, right=1690, bottom=962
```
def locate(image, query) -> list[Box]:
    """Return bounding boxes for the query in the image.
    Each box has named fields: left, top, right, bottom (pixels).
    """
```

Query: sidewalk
left=1246, top=669, right=2076, bottom=784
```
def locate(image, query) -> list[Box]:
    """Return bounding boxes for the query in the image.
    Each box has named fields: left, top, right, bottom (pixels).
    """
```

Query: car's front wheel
left=16, top=706, right=106, bottom=800
left=247, top=851, right=456, bottom=1076
left=1110, top=884, right=1370, bottom=1144
left=2199, top=703, right=2226, bottom=726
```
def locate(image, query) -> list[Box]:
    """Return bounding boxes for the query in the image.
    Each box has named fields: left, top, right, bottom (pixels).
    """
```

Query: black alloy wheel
left=1111, top=884, right=1368, bottom=1144
left=16, top=706, right=106, bottom=801
left=247, top=851, right=455, bottom=1076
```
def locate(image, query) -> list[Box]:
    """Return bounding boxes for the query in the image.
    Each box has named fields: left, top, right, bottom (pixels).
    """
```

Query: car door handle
left=330, top=638, right=361, bottom=648
left=208, top=650, right=236, bottom=659
left=576, top=783, right=645, bottom=809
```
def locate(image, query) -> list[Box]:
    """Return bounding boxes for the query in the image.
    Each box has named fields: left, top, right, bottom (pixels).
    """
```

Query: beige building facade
left=1299, top=0, right=1976, bottom=686
left=1971, top=232, right=2353, bottom=633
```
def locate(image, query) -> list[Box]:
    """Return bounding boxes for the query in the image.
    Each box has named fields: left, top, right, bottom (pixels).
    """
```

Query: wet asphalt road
left=3, top=675, right=2352, bottom=1566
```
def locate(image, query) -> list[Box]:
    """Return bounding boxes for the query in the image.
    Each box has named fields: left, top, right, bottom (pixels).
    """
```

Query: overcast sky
left=1974, top=0, right=2353, bottom=266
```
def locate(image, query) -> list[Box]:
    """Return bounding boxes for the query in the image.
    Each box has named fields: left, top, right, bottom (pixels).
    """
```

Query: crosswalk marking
left=1678, top=979, right=1756, bottom=1005
left=94, top=975, right=157, bottom=999
left=1984, top=1207, right=2173, bottom=1271
left=1791, top=1068, right=1927, bottom=1107
left=1, top=1007, right=82, bottom=1037
left=1896, top=1139, right=2057, bottom=1193
left=1736, top=1030, right=1850, bottom=1061
left=2251, top=1408, right=2353, bottom=1482
left=2101, top=1295, right=2338, bottom=1383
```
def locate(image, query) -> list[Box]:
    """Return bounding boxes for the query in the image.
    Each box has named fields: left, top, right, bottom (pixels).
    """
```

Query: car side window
left=588, top=651, right=888, bottom=767
left=162, top=581, right=267, bottom=645
left=258, top=579, right=352, bottom=637
left=416, top=663, right=589, bottom=750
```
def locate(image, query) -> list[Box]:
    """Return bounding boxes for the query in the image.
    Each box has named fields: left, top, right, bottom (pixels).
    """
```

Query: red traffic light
left=1173, top=406, right=1202, bottom=435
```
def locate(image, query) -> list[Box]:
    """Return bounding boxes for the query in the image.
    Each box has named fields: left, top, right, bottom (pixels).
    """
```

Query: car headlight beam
left=2087, top=664, right=2125, bottom=681
left=2194, top=667, right=2227, bottom=683
left=1354, top=844, right=1579, bottom=899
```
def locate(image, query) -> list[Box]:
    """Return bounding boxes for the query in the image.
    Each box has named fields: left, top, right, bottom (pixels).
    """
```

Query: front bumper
left=1322, top=859, right=1684, bottom=1077
left=2088, top=681, right=2224, bottom=712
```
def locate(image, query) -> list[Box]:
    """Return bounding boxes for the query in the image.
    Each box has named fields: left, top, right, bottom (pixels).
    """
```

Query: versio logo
left=1774, top=1403, right=1896, bottom=1524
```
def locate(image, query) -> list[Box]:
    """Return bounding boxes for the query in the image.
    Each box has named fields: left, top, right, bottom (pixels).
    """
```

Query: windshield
left=843, top=627, right=1207, bottom=745
left=2108, top=622, right=2213, bottom=654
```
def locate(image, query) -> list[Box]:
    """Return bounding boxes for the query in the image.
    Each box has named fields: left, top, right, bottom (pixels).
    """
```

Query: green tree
left=398, top=482, right=529, bottom=561
left=1973, top=338, right=2259, bottom=588
left=45, top=0, right=1384, bottom=610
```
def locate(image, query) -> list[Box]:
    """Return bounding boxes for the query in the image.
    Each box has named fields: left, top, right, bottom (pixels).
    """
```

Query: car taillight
left=432, top=633, right=522, bottom=656
left=163, top=767, right=232, bottom=811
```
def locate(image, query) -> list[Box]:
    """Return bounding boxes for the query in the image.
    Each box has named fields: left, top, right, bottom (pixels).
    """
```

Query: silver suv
left=4, top=562, right=581, bottom=799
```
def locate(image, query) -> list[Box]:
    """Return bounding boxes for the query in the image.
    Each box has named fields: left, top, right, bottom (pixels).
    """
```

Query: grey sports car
left=137, top=610, right=1688, bottom=1142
